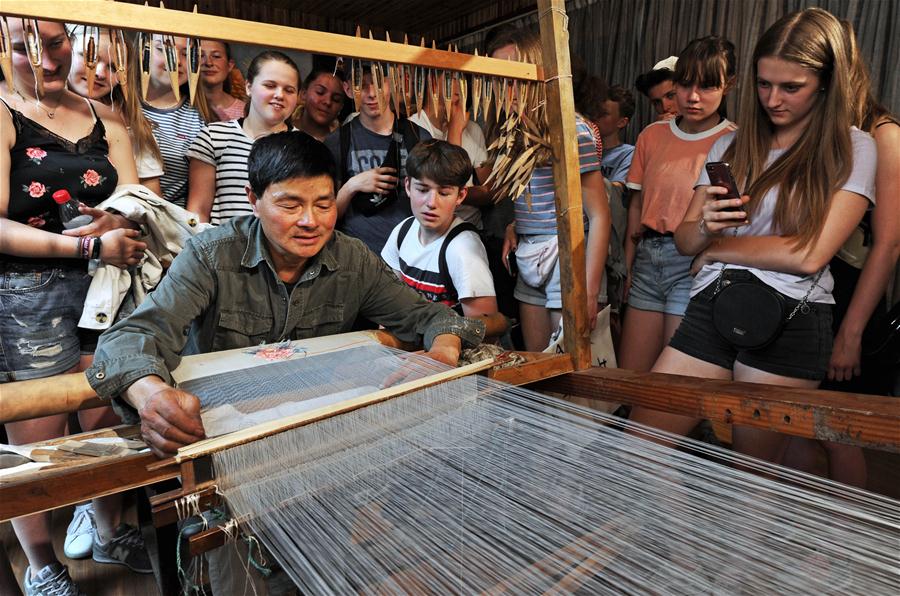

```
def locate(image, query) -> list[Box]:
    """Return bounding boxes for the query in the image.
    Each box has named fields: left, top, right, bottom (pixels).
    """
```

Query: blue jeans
left=0, top=266, right=92, bottom=382
left=627, top=236, right=694, bottom=316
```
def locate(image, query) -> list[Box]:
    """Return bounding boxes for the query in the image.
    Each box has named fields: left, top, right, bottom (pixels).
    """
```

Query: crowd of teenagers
left=1, top=7, right=898, bottom=596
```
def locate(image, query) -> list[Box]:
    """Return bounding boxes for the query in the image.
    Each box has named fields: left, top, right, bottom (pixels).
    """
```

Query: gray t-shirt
left=325, top=117, right=430, bottom=253
left=692, top=128, right=876, bottom=303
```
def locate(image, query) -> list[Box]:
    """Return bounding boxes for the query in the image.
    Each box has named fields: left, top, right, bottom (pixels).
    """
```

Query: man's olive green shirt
left=87, top=216, right=483, bottom=421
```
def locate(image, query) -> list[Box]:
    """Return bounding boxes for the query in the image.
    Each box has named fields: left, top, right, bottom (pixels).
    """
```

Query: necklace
left=14, top=87, right=61, bottom=119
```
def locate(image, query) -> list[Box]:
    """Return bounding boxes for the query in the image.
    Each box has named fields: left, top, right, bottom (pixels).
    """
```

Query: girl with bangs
left=619, top=36, right=737, bottom=375
left=631, top=8, right=877, bottom=477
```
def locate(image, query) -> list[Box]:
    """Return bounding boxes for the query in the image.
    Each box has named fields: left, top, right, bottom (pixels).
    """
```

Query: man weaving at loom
left=86, top=131, right=485, bottom=458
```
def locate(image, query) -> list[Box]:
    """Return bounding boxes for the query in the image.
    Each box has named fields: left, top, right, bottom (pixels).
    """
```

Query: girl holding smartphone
left=619, top=36, right=737, bottom=374
left=631, top=8, right=877, bottom=473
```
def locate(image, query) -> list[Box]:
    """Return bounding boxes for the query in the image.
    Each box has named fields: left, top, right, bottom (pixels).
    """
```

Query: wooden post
left=537, top=0, right=591, bottom=369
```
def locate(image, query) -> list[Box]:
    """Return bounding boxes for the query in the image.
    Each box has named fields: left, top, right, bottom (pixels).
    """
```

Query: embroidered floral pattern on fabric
left=80, top=169, right=106, bottom=188
left=24, top=181, right=48, bottom=198
left=244, top=341, right=307, bottom=362
left=25, top=147, right=47, bottom=164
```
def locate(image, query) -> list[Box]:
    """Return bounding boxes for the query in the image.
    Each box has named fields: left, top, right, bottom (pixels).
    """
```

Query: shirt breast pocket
left=295, top=303, right=346, bottom=338
left=213, top=310, right=274, bottom=351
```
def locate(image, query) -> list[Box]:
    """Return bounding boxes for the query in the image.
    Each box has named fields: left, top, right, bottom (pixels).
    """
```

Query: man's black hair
left=634, top=68, right=675, bottom=97
left=248, top=131, right=337, bottom=197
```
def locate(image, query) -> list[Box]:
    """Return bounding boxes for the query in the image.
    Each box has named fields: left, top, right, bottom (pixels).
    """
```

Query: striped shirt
left=185, top=119, right=255, bottom=225
left=513, top=115, right=602, bottom=235
left=143, top=101, right=205, bottom=208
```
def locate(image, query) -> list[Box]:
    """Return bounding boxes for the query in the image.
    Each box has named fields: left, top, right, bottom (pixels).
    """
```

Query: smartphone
left=705, top=161, right=742, bottom=211
left=506, top=250, right=518, bottom=277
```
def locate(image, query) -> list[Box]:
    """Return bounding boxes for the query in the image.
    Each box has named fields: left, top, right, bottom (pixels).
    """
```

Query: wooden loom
left=1, top=0, right=899, bottom=591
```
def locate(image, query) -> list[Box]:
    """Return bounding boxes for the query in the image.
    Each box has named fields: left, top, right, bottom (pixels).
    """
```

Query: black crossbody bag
left=710, top=267, right=823, bottom=350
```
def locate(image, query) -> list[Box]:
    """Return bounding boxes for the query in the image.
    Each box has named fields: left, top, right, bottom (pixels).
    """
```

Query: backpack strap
left=399, top=118, right=421, bottom=155
left=338, top=121, right=352, bottom=188
left=396, top=216, right=416, bottom=250
left=438, top=221, right=478, bottom=303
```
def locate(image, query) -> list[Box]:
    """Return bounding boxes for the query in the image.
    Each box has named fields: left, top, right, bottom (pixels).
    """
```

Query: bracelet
left=90, top=236, right=102, bottom=260
left=79, top=236, right=92, bottom=259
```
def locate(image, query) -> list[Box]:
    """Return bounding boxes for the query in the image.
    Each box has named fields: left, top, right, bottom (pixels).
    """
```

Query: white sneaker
left=63, top=503, right=95, bottom=559
left=23, top=563, right=85, bottom=596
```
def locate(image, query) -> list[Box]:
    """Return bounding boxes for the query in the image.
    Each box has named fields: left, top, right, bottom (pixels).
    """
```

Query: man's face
left=405, top=176, right=466, bottom=236
left=248, top=175, right=338, bottom=270
left=648, top=79, right=678, bottom=119
left=355, top=72, right=391, bottom=119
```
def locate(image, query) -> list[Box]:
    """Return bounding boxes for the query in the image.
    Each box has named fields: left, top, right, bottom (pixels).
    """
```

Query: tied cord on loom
left=175, top=505, right=271, bottom=595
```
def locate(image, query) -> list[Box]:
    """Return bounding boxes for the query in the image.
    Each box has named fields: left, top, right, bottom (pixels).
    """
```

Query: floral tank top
left=2, top=97, right=118, bottom=267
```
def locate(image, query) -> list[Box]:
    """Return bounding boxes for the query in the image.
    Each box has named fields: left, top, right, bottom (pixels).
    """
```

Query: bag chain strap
left=714, top=261, right=824, bottom=320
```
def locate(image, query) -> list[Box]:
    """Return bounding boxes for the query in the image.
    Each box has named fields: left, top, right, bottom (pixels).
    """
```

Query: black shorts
left=669, top=271, right=833, bottom=381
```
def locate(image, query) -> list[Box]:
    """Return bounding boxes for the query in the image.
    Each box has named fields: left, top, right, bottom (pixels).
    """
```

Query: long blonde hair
left=841, top=19, right=896, bottom=134
left=724, top=8, right=854, bottom=251
left=123, top=33, right=215, bottom=162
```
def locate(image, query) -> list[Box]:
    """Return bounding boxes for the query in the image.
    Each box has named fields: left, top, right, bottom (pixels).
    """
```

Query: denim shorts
left=627, top=236, right=694, bottom=316
left=669, top=271, right=834, bottom=380
left=0, top=266, right=95, bottom=382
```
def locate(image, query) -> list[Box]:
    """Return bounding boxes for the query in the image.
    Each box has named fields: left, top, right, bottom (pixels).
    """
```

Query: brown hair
left=406, top=139, right=473, bottom=188
left=723, top=8, right=854, bottom=251
left=673, top=35, right=736, bottom=118
left=841, top=20, right=895, bottom=133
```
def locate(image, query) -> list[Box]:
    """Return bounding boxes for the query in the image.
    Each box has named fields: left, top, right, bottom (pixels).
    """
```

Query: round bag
left=711, top=280, right=787, bottom=350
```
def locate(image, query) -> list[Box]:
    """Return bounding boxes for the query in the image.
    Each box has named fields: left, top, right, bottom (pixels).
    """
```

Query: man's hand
left=424, top=334, right=462, bottom=367
left=125, top=377, right=205, bottom=458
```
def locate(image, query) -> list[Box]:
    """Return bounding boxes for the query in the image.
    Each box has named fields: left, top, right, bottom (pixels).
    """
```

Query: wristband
left=90, top=236, right=102, bottom=260
left=80, top=236, right=92, bottom=259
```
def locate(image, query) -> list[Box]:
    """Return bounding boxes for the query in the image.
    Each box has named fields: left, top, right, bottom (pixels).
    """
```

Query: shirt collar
left=241, top=218, right=341, bottom=277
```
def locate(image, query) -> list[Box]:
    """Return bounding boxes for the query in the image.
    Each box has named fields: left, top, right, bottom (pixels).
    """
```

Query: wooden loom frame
left=1, top=0, right=899, bottom=577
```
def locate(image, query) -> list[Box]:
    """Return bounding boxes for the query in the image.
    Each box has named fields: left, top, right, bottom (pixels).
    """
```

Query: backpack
left=338, top=117, right=421, bottom=216
left=396, top=216, right=478, bottom=309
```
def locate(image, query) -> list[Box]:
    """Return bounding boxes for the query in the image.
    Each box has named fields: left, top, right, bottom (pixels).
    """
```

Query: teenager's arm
left=460, top=296, right=498, bottom=318
left=830, top=123, right=900, bottom=380
left=186, top=159, right=216, bottom=223
left=698, top=190, right=870, bottom=275
left=623, top=189, right=642, bottom=275
left=582, top=169, right=611, bottom=326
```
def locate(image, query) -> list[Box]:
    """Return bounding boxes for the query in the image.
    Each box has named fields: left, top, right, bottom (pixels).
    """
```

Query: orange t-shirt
left=626, top=118, right=736, bottom=233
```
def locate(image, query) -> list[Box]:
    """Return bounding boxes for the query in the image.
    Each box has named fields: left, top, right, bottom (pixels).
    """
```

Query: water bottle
left=52, top=190, right=94, bottom=229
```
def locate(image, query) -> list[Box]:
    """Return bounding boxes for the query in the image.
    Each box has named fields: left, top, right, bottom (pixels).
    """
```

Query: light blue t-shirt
left=600, top=143, right=635, bottom=184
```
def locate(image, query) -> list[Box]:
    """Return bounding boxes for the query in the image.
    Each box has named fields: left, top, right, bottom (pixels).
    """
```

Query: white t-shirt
left=127, top=129, right=164, bottom=180
left=381, top=216, right=495, bottom=306
left=185, top=119, right=254, bottom=225
left=408, top=111, right=488, bottom=229
left=692, top=128, right=877, bottom=303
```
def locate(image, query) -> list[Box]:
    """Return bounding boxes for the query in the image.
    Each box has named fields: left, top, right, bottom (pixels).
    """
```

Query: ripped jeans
left=0, top=265, right=93, bottom=382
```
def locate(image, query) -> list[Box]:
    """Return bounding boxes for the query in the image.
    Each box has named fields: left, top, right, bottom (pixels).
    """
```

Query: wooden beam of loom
left=534, top=368, right=900, bottom=453
left=537, top=0, right=591, bottom=369
left=0, top=1, right=541, bottom=80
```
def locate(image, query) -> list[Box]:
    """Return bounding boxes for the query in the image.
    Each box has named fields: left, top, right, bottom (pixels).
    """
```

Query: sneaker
left=63, top=503, right=95, bottom=559
left=23, top=563, right=85, bottom=596
left=92, top=523, right=153, bottom=574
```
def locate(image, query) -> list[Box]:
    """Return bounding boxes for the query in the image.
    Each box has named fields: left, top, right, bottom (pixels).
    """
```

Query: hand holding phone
left=705, top=161, right=744, bottom=212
